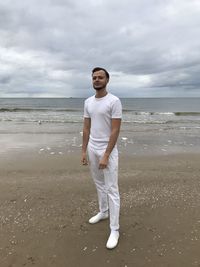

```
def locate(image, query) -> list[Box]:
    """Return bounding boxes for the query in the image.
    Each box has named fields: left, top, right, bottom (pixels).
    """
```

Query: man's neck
left=95, top=88, right=108, bottom=98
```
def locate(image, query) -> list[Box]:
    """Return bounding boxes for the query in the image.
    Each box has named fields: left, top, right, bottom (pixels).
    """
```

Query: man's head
left=92, top=67, right=110, bottom=91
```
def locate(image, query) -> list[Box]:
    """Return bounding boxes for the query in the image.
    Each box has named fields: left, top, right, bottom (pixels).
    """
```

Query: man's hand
left=81, top=152, right=88, bottom=166
left=99, top=153, right=109, bottom=169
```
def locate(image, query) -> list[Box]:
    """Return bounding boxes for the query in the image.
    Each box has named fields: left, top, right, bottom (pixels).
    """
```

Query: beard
left=93, top=86, right=105, bottom=91
left=93, top=83, right=107, bottom=91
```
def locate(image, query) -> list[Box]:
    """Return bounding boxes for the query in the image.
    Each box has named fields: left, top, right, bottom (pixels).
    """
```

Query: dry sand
left=1, top=150, right=200, bottom=267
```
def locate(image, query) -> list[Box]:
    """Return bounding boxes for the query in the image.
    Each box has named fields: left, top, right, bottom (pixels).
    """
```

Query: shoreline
left=1, top=127, right=200, bottom=160
left=1, top=149, right=200, bottom=266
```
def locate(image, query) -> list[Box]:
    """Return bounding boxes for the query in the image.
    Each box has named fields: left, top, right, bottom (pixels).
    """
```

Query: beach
left=1, top=140, right=200, bottom=267
left=1, top=97, right=200, bottom=266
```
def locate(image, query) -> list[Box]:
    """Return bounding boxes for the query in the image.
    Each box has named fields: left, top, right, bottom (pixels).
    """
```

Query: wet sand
left=1, top=150, right=200, bottom=267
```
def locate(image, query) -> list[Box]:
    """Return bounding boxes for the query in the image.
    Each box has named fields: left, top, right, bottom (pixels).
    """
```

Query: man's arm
left=99, top=118, right=121, bottom=169
left=81, top=117, right=91, bottom=165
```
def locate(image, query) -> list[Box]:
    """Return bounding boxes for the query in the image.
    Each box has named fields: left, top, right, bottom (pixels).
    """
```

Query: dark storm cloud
left=0, top=0, right=200, bottom=97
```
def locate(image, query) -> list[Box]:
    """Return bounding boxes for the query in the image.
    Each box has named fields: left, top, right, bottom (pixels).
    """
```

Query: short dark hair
left=92, top=67, right=110, bottom=80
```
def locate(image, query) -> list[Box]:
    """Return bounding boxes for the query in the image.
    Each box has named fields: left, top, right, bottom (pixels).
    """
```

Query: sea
left=0, top=97, right=200, bottom=156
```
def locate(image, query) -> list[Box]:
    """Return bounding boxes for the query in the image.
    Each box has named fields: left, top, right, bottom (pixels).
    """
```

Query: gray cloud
left=0, top=0, right=200, bottom=97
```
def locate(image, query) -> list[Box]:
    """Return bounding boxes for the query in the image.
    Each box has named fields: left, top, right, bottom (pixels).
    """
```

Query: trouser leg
left=88, top=145, right=108, bottom=214
left=103, top=148, right=120, bottom=231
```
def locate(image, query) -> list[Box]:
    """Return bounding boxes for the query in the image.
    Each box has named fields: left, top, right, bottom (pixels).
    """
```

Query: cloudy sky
left=0, top=0, right=200, bottom=98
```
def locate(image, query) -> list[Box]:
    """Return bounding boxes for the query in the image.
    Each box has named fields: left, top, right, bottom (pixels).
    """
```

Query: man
left=81, top=67, right=122, bottom=249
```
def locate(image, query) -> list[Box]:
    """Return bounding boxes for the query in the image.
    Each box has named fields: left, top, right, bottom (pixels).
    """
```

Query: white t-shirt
left=84, top=93, right=122, bottom=149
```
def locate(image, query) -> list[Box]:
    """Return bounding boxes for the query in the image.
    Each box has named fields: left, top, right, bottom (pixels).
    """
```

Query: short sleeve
left=111, top=98, right=122, bottom=119
left=84, top=100, right=90, bottom=118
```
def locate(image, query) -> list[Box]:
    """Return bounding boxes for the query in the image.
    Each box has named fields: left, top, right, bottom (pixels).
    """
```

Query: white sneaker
left=106, top=230, right=119, bottom=249
left=89, top=212, right=108, bottom=224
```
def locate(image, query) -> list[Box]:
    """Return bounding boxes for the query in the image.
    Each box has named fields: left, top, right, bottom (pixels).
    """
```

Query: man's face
left=92, top=70, right=109, bottom=91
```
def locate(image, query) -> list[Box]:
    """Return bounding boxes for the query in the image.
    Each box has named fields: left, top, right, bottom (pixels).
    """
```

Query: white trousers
left=87, top=142, right=120, bottom=231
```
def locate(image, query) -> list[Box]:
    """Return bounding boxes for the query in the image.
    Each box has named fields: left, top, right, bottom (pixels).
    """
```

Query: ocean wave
left=123, top=120, right=169, bottom=124
left=1, top=108, right=200, bottom=117
left=0, top=108, right=81, bottom=112
left=174, top=112, right=200, bottom=116
left=123, top=110, right=200, bottom=116
left=123, top=119, right=200, bottom=125
left=0, top=118, right=82, bottom=123
left=1, top=116, right=199, bottom=124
